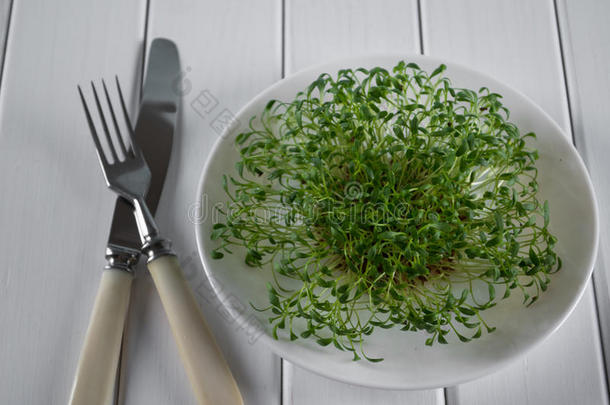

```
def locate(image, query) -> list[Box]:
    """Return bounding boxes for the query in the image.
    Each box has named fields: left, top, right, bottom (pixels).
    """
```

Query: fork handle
left=69, top=268, right=133, bottom=405
left=148, top=254, right=243, bottom=405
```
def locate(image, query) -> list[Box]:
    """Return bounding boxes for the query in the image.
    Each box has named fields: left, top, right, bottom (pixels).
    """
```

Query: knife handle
left=147, top=255, right=244, bottom=405
left=69, top=268, right=133, bottom=405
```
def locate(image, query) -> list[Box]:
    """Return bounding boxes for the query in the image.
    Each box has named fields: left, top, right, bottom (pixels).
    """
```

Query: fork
left=75, top=79, right=243, bottom=405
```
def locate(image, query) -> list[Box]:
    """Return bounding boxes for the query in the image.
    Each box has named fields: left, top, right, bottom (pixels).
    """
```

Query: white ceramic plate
left=195, top=55, right=599, bottom=389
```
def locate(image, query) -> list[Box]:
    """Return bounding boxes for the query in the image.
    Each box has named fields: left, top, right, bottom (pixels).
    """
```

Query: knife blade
left=106, top=38, right=180, bottom=264
left=69, top=38, right=180, bottom=405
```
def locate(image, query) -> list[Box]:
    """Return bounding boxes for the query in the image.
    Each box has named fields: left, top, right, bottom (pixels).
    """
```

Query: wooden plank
left=445, top=284, right=606, bottom=405
left=0, top=0, right=11, bottom=80
left=285, top=0, right=421, bottom=74
left=421, top=0, right=608, bottom=403
left=118, top=1, right=283, bottom=404
left=283, top=1, right=442, bottom=404
left=557, top=0, right=610, bottom=388
left=283, top=362, right=444, bottom=405
left=0, top=0, right=147, bottom=403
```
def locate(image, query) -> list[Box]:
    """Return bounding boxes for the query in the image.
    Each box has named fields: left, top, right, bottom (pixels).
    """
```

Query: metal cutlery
left=77, top=78, right=243, bottom=405
left=71, top=44, right=243, bottom=405
left=69, top=38, right=179, bottom=405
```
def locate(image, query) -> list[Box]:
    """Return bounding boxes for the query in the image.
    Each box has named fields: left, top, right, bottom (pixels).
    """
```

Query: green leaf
left=529, top=247, right=540, bottom=266
left=430, top=64, right=446, bottom=78
left=211, top=250, right=224, bottom=259
left=267, top=283, right=280, bottom=308
left=459, top=307, right=476, bottom=316
left=295, top=110, right=303, bottom=127
left=221, top=174, right=228, bottom=193
left=522, top=202, right=536, bottom=211
left=488, top=283, right=496, bottom=300
left=316, top=337, right=333, bottom=346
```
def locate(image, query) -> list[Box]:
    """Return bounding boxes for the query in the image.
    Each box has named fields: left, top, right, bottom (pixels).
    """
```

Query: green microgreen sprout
left=210, top=61, right=560, bottom=362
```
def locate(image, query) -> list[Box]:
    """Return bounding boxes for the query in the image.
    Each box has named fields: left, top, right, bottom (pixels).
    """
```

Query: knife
left=69, top=38, right=179, bottom=405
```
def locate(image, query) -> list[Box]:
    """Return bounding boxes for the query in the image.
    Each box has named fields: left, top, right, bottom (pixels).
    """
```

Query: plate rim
left=194, top=52, right=600, bottom=389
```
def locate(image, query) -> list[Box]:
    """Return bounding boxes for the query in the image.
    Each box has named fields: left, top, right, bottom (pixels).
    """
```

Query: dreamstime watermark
left=179, top=249, right=265, bottom=345
left=172, top=66, right=242, bottom=138
left=187, top=181, right=414, bottom=227
left=343, top=181, right=363, bottom=200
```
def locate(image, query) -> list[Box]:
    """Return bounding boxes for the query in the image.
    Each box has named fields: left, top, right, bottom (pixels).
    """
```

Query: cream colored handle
left=148, top=255, right=243, bottom=405
left=69, top=268, right=133, bottom=405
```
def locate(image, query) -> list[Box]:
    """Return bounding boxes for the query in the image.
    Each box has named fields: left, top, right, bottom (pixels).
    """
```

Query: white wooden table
left=0, top=0, right=608, bottom=404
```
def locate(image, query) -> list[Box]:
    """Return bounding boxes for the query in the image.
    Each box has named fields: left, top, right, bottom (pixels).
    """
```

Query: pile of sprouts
left=211, top=62, right=560, bottom=361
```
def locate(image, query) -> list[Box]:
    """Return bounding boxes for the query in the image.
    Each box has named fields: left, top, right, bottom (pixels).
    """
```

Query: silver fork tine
left=78, top=85, right=108, bottom=167
left=115, top=76, right=139, bottom=158
left=91, top=81, right=119, bottom=163
left=101, top=79, right=129, bottom=159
